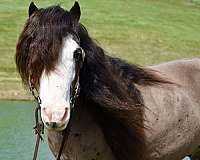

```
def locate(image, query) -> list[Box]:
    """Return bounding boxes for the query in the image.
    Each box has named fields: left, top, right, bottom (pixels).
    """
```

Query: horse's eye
left=73, top=48, right=82, bottom=62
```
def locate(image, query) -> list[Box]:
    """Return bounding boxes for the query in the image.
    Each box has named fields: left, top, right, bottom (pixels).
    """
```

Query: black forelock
left=16, top=5, right=80, bottom=87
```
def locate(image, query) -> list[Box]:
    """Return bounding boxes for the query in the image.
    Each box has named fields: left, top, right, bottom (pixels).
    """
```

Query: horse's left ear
left=70, top=1, right=81, bottom=24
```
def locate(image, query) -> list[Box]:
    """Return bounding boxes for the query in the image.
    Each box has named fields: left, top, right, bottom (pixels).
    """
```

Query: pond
left=0, top=101, right=54, bottom=160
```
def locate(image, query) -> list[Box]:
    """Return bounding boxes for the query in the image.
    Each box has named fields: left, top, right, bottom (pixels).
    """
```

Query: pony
left=16, top=2, right=200, bottom=160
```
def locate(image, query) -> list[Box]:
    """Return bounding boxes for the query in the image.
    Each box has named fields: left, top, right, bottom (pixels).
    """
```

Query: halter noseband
left=30, top=48, right=84, bottom=160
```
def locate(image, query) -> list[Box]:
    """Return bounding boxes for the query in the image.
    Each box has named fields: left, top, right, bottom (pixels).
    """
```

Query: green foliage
left=0, top=0, right=200, bottom=99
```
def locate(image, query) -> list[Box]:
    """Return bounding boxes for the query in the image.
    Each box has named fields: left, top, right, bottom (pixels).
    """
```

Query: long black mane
left=76, top=24, right=168, bottom=160
left=16, top=4, right=169, bottom=160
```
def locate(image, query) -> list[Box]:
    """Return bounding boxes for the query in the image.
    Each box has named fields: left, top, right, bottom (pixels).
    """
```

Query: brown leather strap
left=56, top=122, right=71, bottom=160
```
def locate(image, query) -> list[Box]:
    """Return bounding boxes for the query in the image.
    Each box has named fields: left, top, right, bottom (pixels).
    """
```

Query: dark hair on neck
left=76, top=23, right=169, bottom=160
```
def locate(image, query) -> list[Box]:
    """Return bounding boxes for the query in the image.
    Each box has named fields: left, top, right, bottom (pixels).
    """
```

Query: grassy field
left=0, top=0, right=200, bottom=100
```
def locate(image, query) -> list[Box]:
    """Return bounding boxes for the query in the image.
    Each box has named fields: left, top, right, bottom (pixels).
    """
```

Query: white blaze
left=39, top=35, right=80, bottom=129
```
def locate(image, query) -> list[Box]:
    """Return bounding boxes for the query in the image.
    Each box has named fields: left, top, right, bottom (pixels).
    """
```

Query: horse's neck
left=47, top=101, right=115, bottom=160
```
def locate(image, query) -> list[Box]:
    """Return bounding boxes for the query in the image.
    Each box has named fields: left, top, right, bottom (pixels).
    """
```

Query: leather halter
left=30, top=48, right=84, bottom=160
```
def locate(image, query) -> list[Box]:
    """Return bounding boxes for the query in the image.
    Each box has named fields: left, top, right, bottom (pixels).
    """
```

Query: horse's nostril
left=61, top=107, right=68, bottom=121
left=42, top=107, right=52, bottom=121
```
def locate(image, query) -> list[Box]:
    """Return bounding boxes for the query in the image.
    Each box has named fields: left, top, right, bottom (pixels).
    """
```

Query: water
left=0, top=101, right=54, bottom=160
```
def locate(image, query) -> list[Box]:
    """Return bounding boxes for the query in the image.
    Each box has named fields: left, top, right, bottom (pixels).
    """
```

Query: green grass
left=0, top=0, right=200, bottom=100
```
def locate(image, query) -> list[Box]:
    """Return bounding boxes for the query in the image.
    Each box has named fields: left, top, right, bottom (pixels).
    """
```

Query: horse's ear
left=29, top=2, right=38, bottom=17
left=69, top=1, right=81, bottom=24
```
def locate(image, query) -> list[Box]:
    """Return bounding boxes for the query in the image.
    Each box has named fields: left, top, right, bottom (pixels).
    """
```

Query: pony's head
left=16, top=2, right=85, bottom=131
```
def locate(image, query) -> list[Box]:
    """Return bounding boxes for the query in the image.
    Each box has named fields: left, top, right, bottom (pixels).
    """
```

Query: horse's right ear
left=29, top=2, right=38, bottom=17
left=69, top=1, right=81, bottom=24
